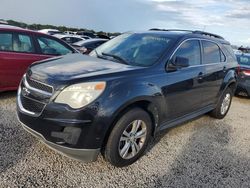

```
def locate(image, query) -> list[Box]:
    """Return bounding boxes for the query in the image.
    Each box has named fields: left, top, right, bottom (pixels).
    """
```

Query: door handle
left=198, top=72, right=203, bottom=80
left=223, top=66, right=227, bottom=72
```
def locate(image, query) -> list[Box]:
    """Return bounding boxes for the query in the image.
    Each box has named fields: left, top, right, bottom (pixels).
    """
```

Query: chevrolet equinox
left=17, top=29, right=238, bottom=167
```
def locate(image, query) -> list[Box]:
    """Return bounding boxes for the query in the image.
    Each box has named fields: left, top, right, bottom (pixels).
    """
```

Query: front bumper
left=16, top=74, right=114, bottom=162
left=19, top=118, right=100, bottom=162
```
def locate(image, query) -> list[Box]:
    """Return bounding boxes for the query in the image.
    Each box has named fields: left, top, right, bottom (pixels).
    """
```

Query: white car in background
left=54, top=34, right=86, bottom=44
left=64, top=31, right=74, bottom=35
left=38, top=29, right=63, bottom=35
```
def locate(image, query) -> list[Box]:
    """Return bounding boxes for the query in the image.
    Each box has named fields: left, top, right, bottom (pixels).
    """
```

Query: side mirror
left=174, top=56, right=189, bottom=67
left=167, top=56, right=189, bottom=72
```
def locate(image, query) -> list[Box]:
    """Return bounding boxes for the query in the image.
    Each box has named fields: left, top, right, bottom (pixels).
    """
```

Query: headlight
left=55, top=82, right=106, bottom=109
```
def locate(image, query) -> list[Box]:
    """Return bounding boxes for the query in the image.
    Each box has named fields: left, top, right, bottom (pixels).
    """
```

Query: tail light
left=242, top=70, right=250, bottom=76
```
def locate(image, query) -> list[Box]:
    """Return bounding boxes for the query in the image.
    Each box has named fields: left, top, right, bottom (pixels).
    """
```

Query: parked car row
left=72, top=38, right=108, bottom=54
left=236, top=53, right=250, bottom=97
left=0, top=24, right=78, bottom=92
left=16, top=29, right=239, bottom=167
left=0, top=24, right=248, bottom=167
left=0, top=25, right=110, bottom=92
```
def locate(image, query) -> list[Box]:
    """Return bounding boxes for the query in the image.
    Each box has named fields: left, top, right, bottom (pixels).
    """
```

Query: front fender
left=103, top=80, right=165, bottom=122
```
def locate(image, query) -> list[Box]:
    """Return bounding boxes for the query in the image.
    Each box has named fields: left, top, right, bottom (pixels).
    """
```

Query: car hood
left=29, top=54, right=142, bottom=82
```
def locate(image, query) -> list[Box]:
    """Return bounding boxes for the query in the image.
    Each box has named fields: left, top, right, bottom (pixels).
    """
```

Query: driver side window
left=172, top=40, right=201, bottom=66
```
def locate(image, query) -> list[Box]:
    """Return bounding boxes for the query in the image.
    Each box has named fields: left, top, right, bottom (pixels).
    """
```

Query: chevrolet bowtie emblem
left=22, top=87, right=31, bottom=96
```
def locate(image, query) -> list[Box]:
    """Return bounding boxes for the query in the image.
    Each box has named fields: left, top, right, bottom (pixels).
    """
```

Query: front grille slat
left=20, top=95, right=46, bottom=114
left=26, top=76, right=53, bottom=94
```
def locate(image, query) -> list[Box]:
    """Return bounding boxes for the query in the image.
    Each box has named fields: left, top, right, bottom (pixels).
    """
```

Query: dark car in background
left=55, top=35, right=85, bottom=45
left=76, top=31, right=96, bottom=39
left=72, top=38, right=108, bottom=54
left=236, top=53, right=250, bottom=97
left=0, top=24, right=77, bottom=92
left=17, top=30, right=238, bottom=167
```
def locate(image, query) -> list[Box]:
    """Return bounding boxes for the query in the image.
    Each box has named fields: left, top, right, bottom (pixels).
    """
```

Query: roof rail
left=149, top=28, right=193, bottom=33
left=193, top=30, right=224, bottom=39
left=149, top=28, right=224, bottom=40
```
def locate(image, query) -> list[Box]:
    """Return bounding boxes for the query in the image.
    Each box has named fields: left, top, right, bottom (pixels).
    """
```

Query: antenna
left=202, top=26, right=206, bottom=32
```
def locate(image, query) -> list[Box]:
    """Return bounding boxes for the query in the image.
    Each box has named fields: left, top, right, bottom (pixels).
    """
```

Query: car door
left=162, top=39, right=206, bottom=122
left=200, top=40, right=227, bottom=106
left=0, top=31, right=52, bottom=90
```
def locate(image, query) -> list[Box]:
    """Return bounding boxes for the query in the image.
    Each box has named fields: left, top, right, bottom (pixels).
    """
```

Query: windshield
left=90, top=33, right=173, bottom=67
left=237, top=55, right=250, bottom=66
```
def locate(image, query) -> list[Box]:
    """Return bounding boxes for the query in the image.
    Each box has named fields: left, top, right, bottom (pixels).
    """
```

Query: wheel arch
left=101, top=99, right=159, bottom=150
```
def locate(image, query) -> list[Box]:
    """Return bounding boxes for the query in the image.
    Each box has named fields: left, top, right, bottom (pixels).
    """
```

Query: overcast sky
left=0, top=0, right=249, bottom=46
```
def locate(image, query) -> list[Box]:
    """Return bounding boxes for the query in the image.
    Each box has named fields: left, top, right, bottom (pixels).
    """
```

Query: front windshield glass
left=237, top=55, right=250, bottom=66
left=90, top=33, right=173, bottom=67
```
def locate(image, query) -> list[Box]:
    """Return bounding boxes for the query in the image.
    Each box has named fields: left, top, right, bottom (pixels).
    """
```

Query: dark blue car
left=236, top=53, right=250, bottom=97
left=17, top=29, right=238, bottom=167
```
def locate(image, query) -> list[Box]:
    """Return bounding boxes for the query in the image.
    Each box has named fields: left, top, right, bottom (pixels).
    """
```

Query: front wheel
left=104, top=108, right=152, bottom=167
left=210, top=87, right=233, bottom=119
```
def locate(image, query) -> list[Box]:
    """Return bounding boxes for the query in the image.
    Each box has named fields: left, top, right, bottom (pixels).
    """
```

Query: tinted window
left=37, top=37, right=72, bottom=55
left=62, top=37, right=72, bottom=43
left=13, top=34, right=34, bottom=53
left=202, top=41, right=221, bottom=64
left=237, top=55, right=250, bottom=66
left=173, top=40, right=201, bottom=66
left=85, top=42, right=101, bottom=49
left=92, top=33, right=174, bottom=67
left=72, top=38, right=83, bottom=43
left=0, top=33, right=13, bottom=51
left=223, top=44, right=237, bottom=61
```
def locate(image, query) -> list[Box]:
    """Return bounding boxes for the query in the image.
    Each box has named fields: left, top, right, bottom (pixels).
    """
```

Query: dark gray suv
left=17, top=29, right=238, bottom=167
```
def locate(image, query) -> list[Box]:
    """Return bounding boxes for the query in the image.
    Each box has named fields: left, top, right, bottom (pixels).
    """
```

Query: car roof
left=0, top=25, right=74, bottom=42
left=135, top=29, right=230, bottom=45
left=73, top=38, right=108, bottom=46
left=55, top=34, right=85, bottom=39
left=0, top=24, right=39, bottom=34
left=38, top=29, right=60, bottom=32
left=236, top=53, right=250, bottom=57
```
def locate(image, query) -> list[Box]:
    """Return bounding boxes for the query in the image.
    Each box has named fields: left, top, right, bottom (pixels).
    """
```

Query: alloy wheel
left=118, top=120, right=147, bottom=159
left=221, top=93, right=231, bottom=115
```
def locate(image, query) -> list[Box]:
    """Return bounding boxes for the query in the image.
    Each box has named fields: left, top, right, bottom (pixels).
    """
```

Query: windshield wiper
left=102, top=52, right=129, bottom=65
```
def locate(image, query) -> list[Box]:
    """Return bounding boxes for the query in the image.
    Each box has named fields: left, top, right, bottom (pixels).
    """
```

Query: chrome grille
left=26, top=75, right=53, bottom=94
left=20, top=95, right=46, bottom=114
left=17, top=74, right=53, bottom=116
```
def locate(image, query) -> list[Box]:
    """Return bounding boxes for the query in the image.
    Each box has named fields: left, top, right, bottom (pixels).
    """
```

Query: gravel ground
left=0, top=91, right=250, bottom=188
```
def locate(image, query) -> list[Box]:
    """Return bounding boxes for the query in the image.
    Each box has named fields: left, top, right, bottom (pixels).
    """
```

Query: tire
left=210, top=87, right=233, bottom=119
left=104, top=108, right=152, bottom=167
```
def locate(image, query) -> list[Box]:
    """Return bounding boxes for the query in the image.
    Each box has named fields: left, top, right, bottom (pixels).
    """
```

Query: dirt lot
left=0, top=92, right=250, bottom=188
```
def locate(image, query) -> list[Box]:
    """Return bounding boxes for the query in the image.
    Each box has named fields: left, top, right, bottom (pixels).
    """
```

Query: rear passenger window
left=13, top=34, right=34, bottom=53
left=173, top=40, right=201, bottom=66
left=223, top=44, right=237, bottom=61
left=0, top=33, right=13, bottom=51
left=202, top=41, right=221, bottom=64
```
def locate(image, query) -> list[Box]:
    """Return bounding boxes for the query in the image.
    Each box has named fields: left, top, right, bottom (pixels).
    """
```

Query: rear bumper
left=19, top=119, right=100, bottom=162
left=236, top=81, right=250, bottom=96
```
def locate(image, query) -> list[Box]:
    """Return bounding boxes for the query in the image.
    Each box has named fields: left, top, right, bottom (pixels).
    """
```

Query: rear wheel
left=210, top=87, right=233, bottom=119
left=104, top=108, right=152, bottom=167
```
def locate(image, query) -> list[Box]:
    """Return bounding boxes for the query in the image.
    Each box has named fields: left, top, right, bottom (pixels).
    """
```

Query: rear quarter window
left=202, top=41, right=221, bottom=64
left=223, top=44, right=237, bottom=62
